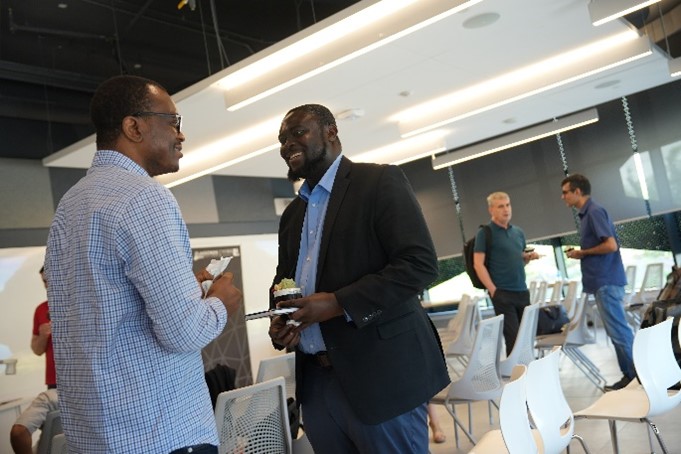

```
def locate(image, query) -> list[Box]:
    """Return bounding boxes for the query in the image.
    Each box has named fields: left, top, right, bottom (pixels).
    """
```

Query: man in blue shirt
left=268, top=104, right=449, bottom=453
left=561, top=173, right=635, bottom=391
left=474, top=192, right=539, bottom=356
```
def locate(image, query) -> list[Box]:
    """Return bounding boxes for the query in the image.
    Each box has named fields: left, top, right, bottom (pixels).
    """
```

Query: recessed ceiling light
left=57, top=3, right=68, bottom=9
left=133, top=63, right=142, bottom=69
left=462, top=12, right=500, bottom=29
left=594, top=80, right=620, bottom=89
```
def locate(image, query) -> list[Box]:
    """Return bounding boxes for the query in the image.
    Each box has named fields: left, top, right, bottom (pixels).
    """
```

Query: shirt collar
left=298, top=154, right=343, bottom=202
left=578, top=197, right=593, bottom=218
left=89, top=150, right=149, bottom=177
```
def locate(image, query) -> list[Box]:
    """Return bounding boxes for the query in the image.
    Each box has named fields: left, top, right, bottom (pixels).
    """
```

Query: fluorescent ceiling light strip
left=589, top=0, right=661, bottom=27
left=222, top=0, right=484, bottom=111
left=399, top=32, right=649, bottom=138
left=633, top=152, right=650, bottom=200
left=670, top=57, right=681, bottom=77
left=156, top=117, right=281, bottom=187
left=352, top=130, right=448, bottom=165
left=218, top=0, right=418, bottom=90
left=162, top=144, right=279, bottom=188
left=431, top=108, right=599, bottom=169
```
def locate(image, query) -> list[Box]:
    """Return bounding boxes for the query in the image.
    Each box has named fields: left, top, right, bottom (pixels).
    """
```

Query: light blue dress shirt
left=295, top=154, right=342, bottom=354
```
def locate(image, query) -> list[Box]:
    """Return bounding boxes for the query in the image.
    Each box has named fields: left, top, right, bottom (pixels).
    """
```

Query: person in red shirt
left=10, top=267, right=59, bottom=454
left=32, top=267, right=55, bottom=388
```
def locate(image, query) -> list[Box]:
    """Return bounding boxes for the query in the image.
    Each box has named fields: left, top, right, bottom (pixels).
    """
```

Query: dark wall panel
left=400, top=79, right=681, bottom=258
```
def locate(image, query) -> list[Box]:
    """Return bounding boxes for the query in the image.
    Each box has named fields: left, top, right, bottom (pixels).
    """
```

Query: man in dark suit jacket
left=268, top=104, right=450, bottom=453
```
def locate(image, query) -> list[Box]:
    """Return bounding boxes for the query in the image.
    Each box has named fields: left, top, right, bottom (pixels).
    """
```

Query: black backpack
left=463, top=225, right=492, bottom=289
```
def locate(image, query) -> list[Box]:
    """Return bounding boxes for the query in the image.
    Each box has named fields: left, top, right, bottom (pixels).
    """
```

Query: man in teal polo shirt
left=474, top=191, right=539, bottom=355
left=561, top=173, right=635, bottom=391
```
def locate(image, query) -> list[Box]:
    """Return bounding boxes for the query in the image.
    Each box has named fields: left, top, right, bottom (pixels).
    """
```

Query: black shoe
left=604, top=376, right=633, bottom=391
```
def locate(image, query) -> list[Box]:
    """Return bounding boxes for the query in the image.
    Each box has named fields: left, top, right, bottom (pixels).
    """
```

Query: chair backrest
left=561, top=281, right=580, bottom=319
left=256, top=352, right=296, bottom=400
left=533, top=281, right=548, bottom=305
left=214, top=377, right=293, bottom=454
left=499, top=365, right=539, bottom=454
left=634, top=263, right=665, bottom=304
left=548, top=281, right=563, bottom=304
left=528, top=281, right=538, bottom=304
left=445, top=296, right=481, bottom=356
left=624, top=265, right=637, bottom=294
left=499, top=304, right=540, bottom=377
left=526, top=346, right=574, bottom=454
left=50, top=434, right=67, bottom=454
left=449, top=315, right=504, bottom=401
left=564, top=293, right=595, bottom=345
left=633, top=318, right=681, bottom=417
left=37, top=410, right=62, bottom=454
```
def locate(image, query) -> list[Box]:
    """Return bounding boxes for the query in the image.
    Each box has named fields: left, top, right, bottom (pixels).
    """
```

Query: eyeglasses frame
left=131, top=111, right=182, bottom=133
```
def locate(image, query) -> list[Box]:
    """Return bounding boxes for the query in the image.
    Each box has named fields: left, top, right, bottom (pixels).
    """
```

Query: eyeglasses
left=132, top=111, right=182, bottom=133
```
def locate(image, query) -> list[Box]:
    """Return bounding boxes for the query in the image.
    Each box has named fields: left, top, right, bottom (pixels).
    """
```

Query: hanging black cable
left=556, top=132, right=580, bottom=230
left=621, top=95, right=652, bottom=217
left=447, top=165, right=467, bottom=245
left=110, top=0, right=124, bottom=74
left=209, top=0, right=230, bottom=69
left=198, top=0, right=212, bottom=76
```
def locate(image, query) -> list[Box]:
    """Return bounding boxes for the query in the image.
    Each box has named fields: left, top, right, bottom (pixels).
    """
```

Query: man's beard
left=287, top=145, right=328, bottom=182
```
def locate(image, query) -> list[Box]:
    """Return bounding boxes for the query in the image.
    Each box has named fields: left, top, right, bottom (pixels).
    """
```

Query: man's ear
left=326, top=124, right=338, bottom=142
left=121, top=116, right=144, bottom=143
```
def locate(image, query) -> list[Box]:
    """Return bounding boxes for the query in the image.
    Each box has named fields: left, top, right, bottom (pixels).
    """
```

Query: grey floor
left=427, top=329, right=681, bottom=454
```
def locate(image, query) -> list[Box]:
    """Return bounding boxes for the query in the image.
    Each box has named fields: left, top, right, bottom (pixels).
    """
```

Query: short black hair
left=561, top=173, right=591, bottom=195
left=90, top=75, right=168, bottom=149
left=285, top=104, right=337, bottom=130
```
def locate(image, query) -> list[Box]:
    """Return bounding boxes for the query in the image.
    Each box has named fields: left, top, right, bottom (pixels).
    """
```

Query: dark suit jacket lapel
left=316, top=156, right=351, bottom=290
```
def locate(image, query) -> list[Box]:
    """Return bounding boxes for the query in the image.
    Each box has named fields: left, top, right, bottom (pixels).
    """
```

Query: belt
left=305, top=351, right=332, bottom=369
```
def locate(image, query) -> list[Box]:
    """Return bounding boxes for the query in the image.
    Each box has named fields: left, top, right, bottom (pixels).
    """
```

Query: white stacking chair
left=468, top=364, right=539, bottom=454
left=499, top=304, right=540, bottom=378
left=215, top=377, right=293, bottom=454
left=443, top=296, right=481, bottom=371
left=256, top=352, right=296, bottom=400
left=535, top=293, right=605, bottom=391
left=526, top=347, right=591, bottom=454
left=431, top=315, right=504, bottom=449
left=574, top=318, right=681, bottom=454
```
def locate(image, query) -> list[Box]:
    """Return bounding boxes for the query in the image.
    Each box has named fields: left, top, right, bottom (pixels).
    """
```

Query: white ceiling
left=43, top=0, right=678, bottom=183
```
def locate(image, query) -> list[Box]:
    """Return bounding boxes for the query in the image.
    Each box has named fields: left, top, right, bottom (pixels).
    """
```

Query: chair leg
left=608, top=420, right=620, bottom=454
left=444, top=402, right=477, bottom=448
left=571, top=434, right=592, bottom=454
left=645, top=419, right=670, bottom=454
